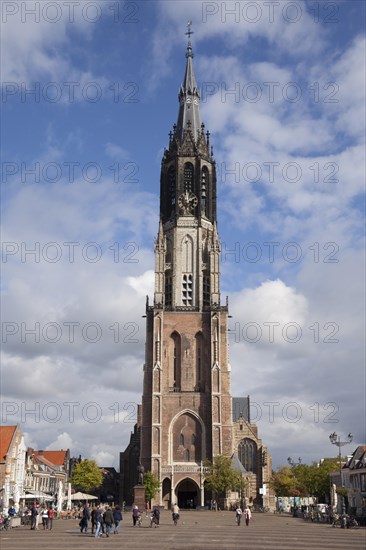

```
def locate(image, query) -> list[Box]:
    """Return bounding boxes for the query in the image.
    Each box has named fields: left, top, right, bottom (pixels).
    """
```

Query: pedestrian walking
left=41, top=506, right=49, bottom=529
left=35, top=503, right=41, bottom=530
left=113, top=505, right=122, bottom=534
left=48, top=506, right=54, bottom=530
left=104, top=507, right=114, bottom=537
left=80, top=503, right=90, bottom=533
left=235, top=505, right=243, bottom=526
left=172, top=503, right=180, bottom=526
left=30, top=503, right=38, bottom=530
left=244, top=505, right=252, bottom=526
left=91, top=506, right=97, bottom=534
left=94, top=506, right=104, bottom=538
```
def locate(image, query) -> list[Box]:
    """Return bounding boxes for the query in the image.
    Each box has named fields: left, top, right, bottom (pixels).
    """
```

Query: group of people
left=132, top=504, right=180, bottom=527
left=235, top=505, right=252, bottom=526
left=78, top=504, right=123, bottom=537
left=132, top=505, right=162, bottom=527
left=28, top=503, right=55, bottom=530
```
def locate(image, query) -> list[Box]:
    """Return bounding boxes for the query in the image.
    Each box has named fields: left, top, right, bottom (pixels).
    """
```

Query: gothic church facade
left=120, top=33, right=273, bottom=510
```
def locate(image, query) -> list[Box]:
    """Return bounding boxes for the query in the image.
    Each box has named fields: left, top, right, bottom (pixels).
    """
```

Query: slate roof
left=231, top=452, right=247, bottom=473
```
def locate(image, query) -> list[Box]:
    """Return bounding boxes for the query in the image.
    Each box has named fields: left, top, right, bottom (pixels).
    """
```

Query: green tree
left=271, top=459, right=339, bottom=501
left=71, top=459, right=103, bottom=492
left=308, top=460, right=339, bottom=500
left=143, top=471, right=161, bottom=503
left=270, top=466, right=302, bottom=496
left=204, top=455, right=243, bottom=497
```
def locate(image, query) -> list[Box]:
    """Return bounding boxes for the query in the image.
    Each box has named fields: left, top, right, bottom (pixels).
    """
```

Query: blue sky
left=1, top=0, right=365, bottom=468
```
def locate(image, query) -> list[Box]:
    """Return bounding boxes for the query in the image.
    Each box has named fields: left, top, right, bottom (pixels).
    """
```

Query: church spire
left=176, top=22, right=201, bottom=142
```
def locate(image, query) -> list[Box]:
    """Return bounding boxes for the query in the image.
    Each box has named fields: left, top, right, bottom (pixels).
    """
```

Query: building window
left=238, top=438, right=257, bottom=473
left=182, top=274, right=193, bottom=305
left=171, top=332, right=181, bottom=390
left=197, top=342, right=201, bottom=384
left=184, top=163, right=194, bottom=193
left=195, top=332, right=203, bottom=391
left=169, top=166, right=176, bottom=206
left=174, top=342, right=177, bottom=385
left=191, top=434, right=196, bottom=445
left=203, top=275, right=210, bottom=306
left=201, top=167, right=209, bottom=215
left=185, top=449, right=190, bottom=462
left=179, top=434, right=184, bottom=446
left=165, top=272, right=172, bottom=306
left=360, top=473, right=366, bottom=492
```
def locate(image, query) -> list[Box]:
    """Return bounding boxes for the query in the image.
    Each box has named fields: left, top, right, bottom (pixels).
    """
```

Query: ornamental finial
left=185, top=21, right=194, bottom=58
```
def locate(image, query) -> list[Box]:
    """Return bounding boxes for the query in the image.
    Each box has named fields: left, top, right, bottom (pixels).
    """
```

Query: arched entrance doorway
left=175, top=478, right=199, bottom=509
left=162, top=478, right=171, bottom=509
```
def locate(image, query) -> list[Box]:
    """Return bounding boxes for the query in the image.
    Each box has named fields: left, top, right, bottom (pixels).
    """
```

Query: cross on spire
left=185, top=20, right=193, bottom=41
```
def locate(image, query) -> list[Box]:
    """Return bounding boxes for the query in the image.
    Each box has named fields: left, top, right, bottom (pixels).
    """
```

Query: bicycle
left=0, top=516, right=11, bottom=530
left=137, top=514, right=142, bottom=527
left=150, top=514, right=158, bottom=528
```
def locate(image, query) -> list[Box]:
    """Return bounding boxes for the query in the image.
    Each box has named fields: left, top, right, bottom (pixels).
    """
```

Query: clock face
left=178, top=191, right=198, bottom=212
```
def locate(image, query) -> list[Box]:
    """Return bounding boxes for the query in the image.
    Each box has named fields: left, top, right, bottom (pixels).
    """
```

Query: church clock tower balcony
left=155, top=27, right=220, bottom=313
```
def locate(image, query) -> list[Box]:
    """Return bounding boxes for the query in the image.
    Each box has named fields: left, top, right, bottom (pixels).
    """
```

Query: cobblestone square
left=1, top=511, right=365, bottom=550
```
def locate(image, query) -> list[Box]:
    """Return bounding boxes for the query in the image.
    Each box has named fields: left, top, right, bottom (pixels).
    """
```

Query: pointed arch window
left=195, top=332, right=203, bottom=391
left=171, top=332, right=181, bottom=391
left=238, top=438, right=257, bottom=473
left=165, top=269, right=172, bottom=307
left=201, top=166, right=209, bottom=215
left=169, top=166, right=176, bottom=206
left=184, top=163, right=194, bottom=193
left=203, top=273, right=210, bottom=306
left=179, top=434, right=184, bottom=446
left=184, top=449, right=190, bottom=462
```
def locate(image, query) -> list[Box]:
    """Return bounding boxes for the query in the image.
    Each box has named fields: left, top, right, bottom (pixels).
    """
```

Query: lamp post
left=329, top=432, right=353, bottom=515
left=287, top=457, right=302, bottom=467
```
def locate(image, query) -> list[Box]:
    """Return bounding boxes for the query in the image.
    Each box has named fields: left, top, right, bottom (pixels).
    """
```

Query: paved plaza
left=1, top=511, right=365, bottom=550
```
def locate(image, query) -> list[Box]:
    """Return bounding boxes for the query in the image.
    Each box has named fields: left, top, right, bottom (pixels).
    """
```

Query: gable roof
left=0, top=426, right=17, bottom=462
left=33, top=450, right=68, bottom=466
left=345, top=446, right=366, bottom=470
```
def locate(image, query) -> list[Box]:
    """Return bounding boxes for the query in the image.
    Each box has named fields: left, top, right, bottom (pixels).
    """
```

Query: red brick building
left=121, top=29, right=273, bottom=510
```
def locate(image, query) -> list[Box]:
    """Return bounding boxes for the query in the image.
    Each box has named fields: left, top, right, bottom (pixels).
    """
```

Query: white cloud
left=46, top=432, right=74, bottom=451
left=231, top=279, right=308, bottom=328
left=2, top=2, right=364, bottom=470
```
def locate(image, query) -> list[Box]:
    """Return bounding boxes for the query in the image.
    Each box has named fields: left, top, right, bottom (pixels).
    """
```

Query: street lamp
left=329, top=432, right=353, bottom=515
left=287, top=457, right=302, bottom=467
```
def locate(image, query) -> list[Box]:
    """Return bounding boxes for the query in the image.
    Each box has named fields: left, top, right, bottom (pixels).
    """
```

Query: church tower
left=140, top=27, right=233, bottom=508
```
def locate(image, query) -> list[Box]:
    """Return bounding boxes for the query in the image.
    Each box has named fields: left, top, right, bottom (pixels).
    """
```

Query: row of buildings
left=0, top=425, right=119, bottom=511
left=330, top=446, right=366, bottom=516
left=1, top=423, right=365, bottom=515
left=0, top=425, right=71, bottom=511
